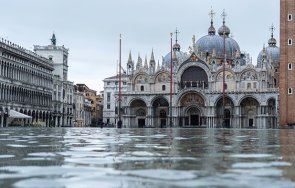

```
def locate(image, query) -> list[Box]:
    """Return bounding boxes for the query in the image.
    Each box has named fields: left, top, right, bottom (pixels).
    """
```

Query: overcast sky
left=0, top=0, right=279, bottom=92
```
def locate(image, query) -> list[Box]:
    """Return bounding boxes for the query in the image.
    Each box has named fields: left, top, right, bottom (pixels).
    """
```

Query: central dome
left=196, top=34, right=240, bottom=60
left=195, top=15, right=240, bottom=61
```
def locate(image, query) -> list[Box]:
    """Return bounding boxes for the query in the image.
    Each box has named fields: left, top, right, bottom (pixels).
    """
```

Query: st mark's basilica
left=113, top=10, right=279, bottom=128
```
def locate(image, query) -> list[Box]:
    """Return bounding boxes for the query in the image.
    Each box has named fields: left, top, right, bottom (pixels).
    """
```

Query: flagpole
left=118, top=34, right=122, bottom=128
left=169, top=33, right=173, bottom=127
left=223, top=31, right=226, bottom=128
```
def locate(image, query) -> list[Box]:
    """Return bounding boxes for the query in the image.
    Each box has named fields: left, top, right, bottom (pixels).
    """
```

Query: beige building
left=75, top=84, right=97, bottom=126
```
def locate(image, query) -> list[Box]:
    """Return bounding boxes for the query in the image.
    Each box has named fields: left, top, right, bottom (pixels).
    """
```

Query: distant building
left=279, top=0, right=295, bottom=126
left=34, top=34, right=74, bottom=127
left=104, top=10, right=279, bottom=128
left=96, top=94, right=103, bottom=124
left=102, top=74, right=128, bottom=126
left=84, top=99, right=92, bottom=126
left=73, top=92, right=84, bottom=127
left=75, top=84, right=97, bottom=126
left=0, top=37, right=53, bottom=127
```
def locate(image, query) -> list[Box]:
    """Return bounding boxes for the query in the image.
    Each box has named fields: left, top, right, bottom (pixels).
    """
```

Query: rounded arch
left=132, top=72, right=149, bottom=84
left=178, top=91, right=205, bottom=107
left=129, top=98, right=147, bottom=107
left=240, top=69, right=258, bottom=81
left=154, top=71, right=170, bottom=83
left=240, top=96, right=260, bottom=128
left=215, top=96, right=235, bottom=128
left=214, top=69, right=235, bottom=81
left=151, top=97, right=169, bottom=107
left=239, top=95, right=260, bottom=106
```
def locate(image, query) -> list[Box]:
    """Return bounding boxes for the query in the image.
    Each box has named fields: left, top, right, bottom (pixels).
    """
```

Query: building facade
left=34, top=34, right=74, bottom=127
left=0, top=38, right=53, bottom=127
left=73, top=92, right=85, bottom=127
left=110, top=11, right=279, bottom=128
left=279, top=0, right=295, bottom=126
left=75, top=84, right=97, bottom=126
left=103, top=74, right=128, bottom=126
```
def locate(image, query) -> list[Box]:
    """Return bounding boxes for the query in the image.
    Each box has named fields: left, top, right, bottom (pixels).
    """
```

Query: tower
left=126, top=51, right=134, bottom=75
left=279, top=0, right=295, bottom=126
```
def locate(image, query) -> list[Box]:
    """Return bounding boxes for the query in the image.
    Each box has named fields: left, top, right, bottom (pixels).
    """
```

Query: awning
left=9, top=110, right=32, bottom=119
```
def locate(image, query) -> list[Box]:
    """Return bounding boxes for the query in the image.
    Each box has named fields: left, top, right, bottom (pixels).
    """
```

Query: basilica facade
left=118, top=13, right=279, bottom=128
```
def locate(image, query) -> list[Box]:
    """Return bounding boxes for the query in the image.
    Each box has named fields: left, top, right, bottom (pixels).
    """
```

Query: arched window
left=140, top=85, right=144, bottom=91
left=162, top=85, right=166, bottom=91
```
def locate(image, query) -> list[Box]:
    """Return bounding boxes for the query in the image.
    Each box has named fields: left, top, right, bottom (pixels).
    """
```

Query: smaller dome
left=257, top=32, right=280, bottom=67
left=173, top=43, right=181, bottom=51
left=218, top=24, right=230, bottom=37
left=163, top=50, right=187, bottom=67
left=257, top=46, right=280, bottom=67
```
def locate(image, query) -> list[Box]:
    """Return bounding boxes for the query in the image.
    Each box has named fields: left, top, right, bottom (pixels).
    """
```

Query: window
left=253, top=82, right=257, bottom=89
left=288, top=14, right=293, bottom=21
left=162, top=85, right=166, bottom=91
left=123, top=82, right=126, bottom=85
left=107, top=104, right=110, bottom=109
left=288, top=88, right=293, bottom=95
left=107, top=82, right=110, bottom=85
left=288, top=63, right=292, bottom=70
left=247, top=83, right=251, bottom=89
left=289, top=39, right=293, bottom=45
left=140, top=85, right=144, bottom=91
left=275, top=68, right=278, bottom=72
left=115, top=81, right=118, bottom=85
left=107, top=92, right=111, bottom=102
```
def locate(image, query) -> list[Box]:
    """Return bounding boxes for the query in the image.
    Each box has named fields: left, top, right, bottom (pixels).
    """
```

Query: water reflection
left=0, top=128, right=294, bottom=188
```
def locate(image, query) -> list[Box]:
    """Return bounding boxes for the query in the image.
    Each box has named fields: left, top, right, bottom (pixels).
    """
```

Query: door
left=190, top=115, right=199, bottom=126
left=249, top=119, right=254, bottom=127
left=138, top=119, right=145, bottom=128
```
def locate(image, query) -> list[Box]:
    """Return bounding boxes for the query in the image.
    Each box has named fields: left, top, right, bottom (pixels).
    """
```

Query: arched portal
left=267, top=98, right=277, bottom=128
left=152, top=97, right=169, bottom=128
left=130, top=99, right=147, bottom=128
left=216, top=96, right=234, bottom=128
left=180, top=66, right=208, bottom=89
left=179, top=92, right=205, bottom=127
left=240, top=97, right=260, bottom=128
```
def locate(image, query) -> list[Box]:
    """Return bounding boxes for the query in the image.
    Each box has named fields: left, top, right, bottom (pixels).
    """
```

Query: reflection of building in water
left=280, top=130, right=295, bottom=181
left=103, top=9, right=279, bottom=128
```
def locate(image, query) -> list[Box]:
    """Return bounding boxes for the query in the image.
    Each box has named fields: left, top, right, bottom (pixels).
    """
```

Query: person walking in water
left=117, top=120, right=122, bottom=129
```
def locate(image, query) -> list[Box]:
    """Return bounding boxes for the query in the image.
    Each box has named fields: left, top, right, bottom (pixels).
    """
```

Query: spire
left=208, top=7, right=216, bottom=35
left=127, top=50, right=132, bottom=63
left=144, top=55, right=148, bottom=69
left=173, top=28, right=181, bottom=51
left=268, top=24, right=277, bottom=46
left=136, top=53, right=142, bottom=70
left=150, top=49, right=155, bottom=62
left=51, top=33, right=56, bottom=45
left=157, top=60, right=160, bottom=71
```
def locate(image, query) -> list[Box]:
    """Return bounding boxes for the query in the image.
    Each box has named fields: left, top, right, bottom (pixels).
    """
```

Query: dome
left=257, top=33, right=280, bottom=67
left=195, top=34, right=240, bottom=60
left=218, top=24, right=230, bottom=37
left=257, top=46, right=280, bottom=66
left=163, top=50, right=187, bottom=67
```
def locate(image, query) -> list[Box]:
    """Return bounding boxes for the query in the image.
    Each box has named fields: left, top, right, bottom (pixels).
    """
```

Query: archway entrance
left=240, top=97, right=260, bottom=128
left=130, top=99, right=147, bottom=128
left=179, top=92, right=205, bottom=127
left=216, top=96, right=234, bottom=128
left=152, top=97, right=169, bottom=128
left=186, top=107, right=200, bottom=126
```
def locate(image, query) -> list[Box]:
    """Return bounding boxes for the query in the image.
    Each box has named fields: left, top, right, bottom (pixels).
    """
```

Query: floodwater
left=0, top=128, right=294, bottom=188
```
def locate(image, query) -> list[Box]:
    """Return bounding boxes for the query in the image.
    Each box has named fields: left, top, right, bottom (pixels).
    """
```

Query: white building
left=34, top=34, right=74, bottom=127
left=103, top=10, right=279, bottom=129
left=0, top=37, right=53, bottom=127
left=103, top=74, right=128, bottom=126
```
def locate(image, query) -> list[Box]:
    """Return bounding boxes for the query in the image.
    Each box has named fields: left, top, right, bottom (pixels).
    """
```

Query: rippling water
left=0, top=128, right=294, bottom=188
